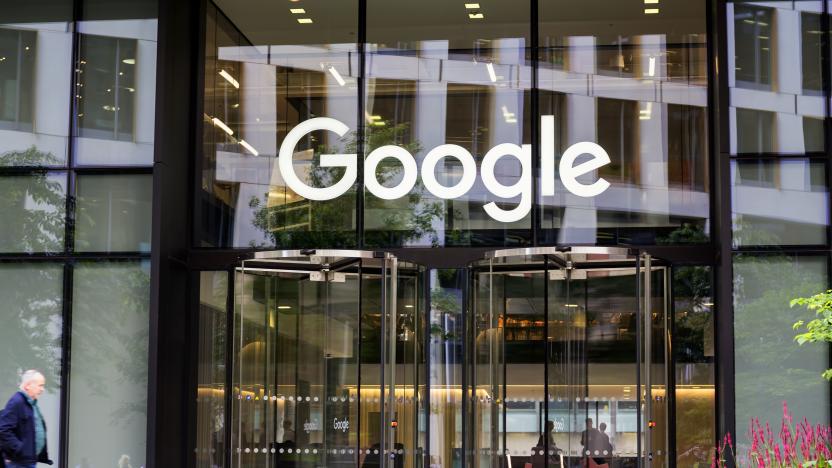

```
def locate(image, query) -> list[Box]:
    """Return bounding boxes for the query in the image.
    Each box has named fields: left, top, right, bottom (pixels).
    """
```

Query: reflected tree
left=0, top=147, right=65, bottom=253
left=250, top=124, right=443, bottom=248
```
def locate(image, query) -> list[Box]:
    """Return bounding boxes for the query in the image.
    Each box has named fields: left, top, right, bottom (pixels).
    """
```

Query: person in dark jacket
left=0, top=370, right=52, bottom=467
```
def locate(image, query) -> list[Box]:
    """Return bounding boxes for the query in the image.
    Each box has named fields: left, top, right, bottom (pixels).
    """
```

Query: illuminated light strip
left=486, top=62, right=497, bottom=82
left=648, top=56, right=656, bottom=77
left=644, top=0, right=659, bottom=3
left=218, top=69, right=239, bottom=89
left=465, top=3, right=480, bottom=8
left=297, top=18, right=313, bottom=24
left=289, top=8, right=305, bottom=13
left=239, top=139, right=259, bottom=156
left=328, top=65, right=346, bottom=86
left=211, top=117, right=233, bottom=136
left=469, top=12, right=484, bottom=19
left=644, top=8, right=659, bottom=14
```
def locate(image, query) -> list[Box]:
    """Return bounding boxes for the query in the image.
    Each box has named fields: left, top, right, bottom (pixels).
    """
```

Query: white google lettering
left=277, top=116, right=611, bottom=220
left=333, top=417, right=350, bottom=433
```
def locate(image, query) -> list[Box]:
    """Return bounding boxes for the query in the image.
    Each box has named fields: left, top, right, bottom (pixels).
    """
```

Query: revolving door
left=470, top=247, right=670, bottom=468
left=232, top=250, right=425, bottom=468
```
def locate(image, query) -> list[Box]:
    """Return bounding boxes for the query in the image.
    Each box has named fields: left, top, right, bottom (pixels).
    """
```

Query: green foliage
left=250, top=124, right=443, bottom=248
left=791, top=290, right=832, bottom=381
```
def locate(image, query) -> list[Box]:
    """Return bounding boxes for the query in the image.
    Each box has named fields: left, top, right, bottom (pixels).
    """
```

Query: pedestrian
left=0, top=370, right=53, bottom=467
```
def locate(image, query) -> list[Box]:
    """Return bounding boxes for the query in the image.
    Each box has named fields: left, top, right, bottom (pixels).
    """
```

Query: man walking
left=0, top=370, right=52, bottom=467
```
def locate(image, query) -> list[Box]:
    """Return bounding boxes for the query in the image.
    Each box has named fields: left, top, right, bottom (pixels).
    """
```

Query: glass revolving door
left=232, top=250, right=425, bottom=468
left=470, top=247, right=670, bottom=468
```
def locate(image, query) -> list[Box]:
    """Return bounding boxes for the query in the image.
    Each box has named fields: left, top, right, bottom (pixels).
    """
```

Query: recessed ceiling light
left=465, top=3, right=480, bottom=8
left=644, top=8, right=659, bottom=14
left=297, top=18, right=313, bottom=24
left=277, top=305, right=292, bottom=309
left=122, top=58, right=135, bottom=65
left=486, top=62, right=497, bottom=82
left=211, top=117, right=233, bottom=136
left=290, top=8, right=305, bottom=13
left=644, top=0, right=659, bottom=3
left=218, top=69, right=239, bottom=89
left=327, top=65, right=346, bottom=86
left=469, top=12, right=484, bottom=19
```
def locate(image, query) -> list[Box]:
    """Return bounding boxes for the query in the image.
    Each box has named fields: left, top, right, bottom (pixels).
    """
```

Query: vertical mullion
left=531, top=0, right=539, bottom=247
left=356, top=0, right=367, bottom=249
left=59, top=261, right=74, bottom=468
left=224, top=268, right=234, bottom=468
left=822, top=0, right=832, bottom=430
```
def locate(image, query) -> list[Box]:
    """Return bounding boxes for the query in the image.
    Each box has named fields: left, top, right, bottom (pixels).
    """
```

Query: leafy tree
left=791, top=289, right=832, bottom=380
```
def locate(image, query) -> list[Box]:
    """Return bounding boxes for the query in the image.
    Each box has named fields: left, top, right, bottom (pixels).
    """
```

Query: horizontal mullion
left=0, top=252, right=151, bottom=261
left=72, top=166, right=154, bottom=175
left=729, top=152, right=828, bottom=160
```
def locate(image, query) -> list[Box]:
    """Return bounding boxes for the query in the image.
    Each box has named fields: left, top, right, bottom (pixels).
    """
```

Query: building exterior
left=0, top=0, right=829, bottom=467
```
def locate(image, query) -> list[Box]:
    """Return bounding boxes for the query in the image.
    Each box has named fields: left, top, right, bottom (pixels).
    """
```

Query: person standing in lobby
left=0, top=370, right=52, bottom=467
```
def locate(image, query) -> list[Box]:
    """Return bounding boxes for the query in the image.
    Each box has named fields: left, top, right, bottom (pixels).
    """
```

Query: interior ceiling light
left=218, top=69, right=239, bottom=89
left=290, top=8, right=305, bottom=13
left=469, top=12, right=484, bottom=19
left=465, top=3, right=480, bottom=8
left=644, top=0, right=659, bottom=3
left=297, top=18, right=313, bottom=24
left=211, top=117, right=233, bottom=136
left=277, top=305, right=292, bottom=309
left=644, top=8, right=659, bottom=14
left=327, top=65, right=346, bottom=86
left=648, top=56, right=656, bottom=77
left=122, top=58, right=136, bottom=65
left=486, top=62, right=497, bottom=82
left=239, top=140, right=259, bottom=156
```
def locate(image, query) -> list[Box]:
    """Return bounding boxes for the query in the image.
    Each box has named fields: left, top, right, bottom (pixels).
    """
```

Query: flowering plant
left=713, top=402, right=832, bottom=467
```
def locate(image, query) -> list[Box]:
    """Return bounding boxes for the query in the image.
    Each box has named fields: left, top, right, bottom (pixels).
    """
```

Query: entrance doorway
left=469, top=247, right=670, bottom=468
left=227, top=247, right=671, bottom=468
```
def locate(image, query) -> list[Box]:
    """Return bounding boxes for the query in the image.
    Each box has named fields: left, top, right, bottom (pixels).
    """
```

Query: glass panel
left=0, top=173, right=66, bottom=253
left=672, top=266, right=714, bottom=468
left=0, top=263, right=63, bottom=464
left=74, top=0, right=157, bottom=165
left=198, top=1, right=358, bottom=248
left=364, top=0, right=532, bottom=247
left=427, top=270, right=464, bottom=468
left=74, top=174, right=152, bottom=252
left=734, top=254, right=830, bottom=447
left=232, top=262, right=366, bottom=467
left=472, top=251, right=665, bottom=467
left=732, top=159, right=828, bottom=246
left=538, top=0, right=709, bottom=245
left=68, top=260, right=150, bottom=468
left=729, top=1, right=826, bottom=155
left=0, top=3, right=72, bottom=166
left=197, top=271, right=229, bottom=468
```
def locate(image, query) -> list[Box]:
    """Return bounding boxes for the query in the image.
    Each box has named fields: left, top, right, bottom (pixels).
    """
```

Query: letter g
left=278, top=117, right=357, bottom=201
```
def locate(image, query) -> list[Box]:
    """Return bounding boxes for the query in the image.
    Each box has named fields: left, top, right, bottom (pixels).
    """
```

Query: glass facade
left=0, top=0, right=156, bottom=467
left=0, top=0, right=830, bottom=468
left=197, top=0, right=710, bottom=249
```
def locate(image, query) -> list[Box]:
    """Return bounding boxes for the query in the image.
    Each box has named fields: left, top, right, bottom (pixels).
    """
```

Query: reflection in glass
left=365, top=0, right=531, bottom=247
left=0, top=173, right=66, bottom=253
left=672, top=266, right=714, bottom=467
left=68, top=261, right=150, bottom=468
left=734, top=255, right=830, bottom=449
left=199, top=1, right=358, bottom=248
left=74, top=4, right=157, bottom=166
left=427, top=270, right=464, bottom=468
left=232, top=255, right=424, bottom=468
left=74, top=174, right=152, bottom=253
left=0, top=263, right=63, bottom=465
left=729, top=2, right=826, bottom=155
left=196, top=271, right=229, bottom=468
left=472, top=251, right=669, bottom=467
left=0, top=7, right=72, bottom=166
left=538, top=0, right=709, bottom=245
left=732, top=159, right=828, bottom=246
